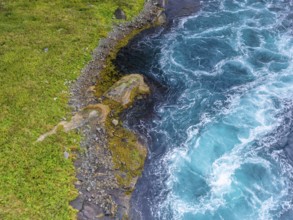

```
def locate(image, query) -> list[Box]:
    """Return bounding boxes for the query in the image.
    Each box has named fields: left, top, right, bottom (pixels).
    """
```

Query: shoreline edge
left=69, top=1, right=167, bottom=219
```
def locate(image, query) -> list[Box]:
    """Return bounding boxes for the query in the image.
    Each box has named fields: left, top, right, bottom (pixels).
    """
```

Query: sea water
left=117, top=0, right=293, bottom=219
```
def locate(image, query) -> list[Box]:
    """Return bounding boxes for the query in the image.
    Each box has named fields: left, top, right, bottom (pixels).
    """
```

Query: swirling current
left=116, top=0, right=293, bottom=219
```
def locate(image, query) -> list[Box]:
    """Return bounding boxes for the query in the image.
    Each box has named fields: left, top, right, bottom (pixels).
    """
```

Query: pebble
left=112, top=119, right=119, bottom=126
left=75, top=180, right=82, bottom=186
left=64, top=151, right=69, bottom=159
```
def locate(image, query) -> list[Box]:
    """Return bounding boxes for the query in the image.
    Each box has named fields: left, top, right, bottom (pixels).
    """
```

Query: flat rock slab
left=37, top=104, right=110, bottom=142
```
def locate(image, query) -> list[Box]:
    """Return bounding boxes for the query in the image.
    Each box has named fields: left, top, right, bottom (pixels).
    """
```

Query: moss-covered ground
left=93, top=26, right=154, bottom=193
left=102, top=99, right=147, bottom=194
left=0, top=0, right=144, bottom=219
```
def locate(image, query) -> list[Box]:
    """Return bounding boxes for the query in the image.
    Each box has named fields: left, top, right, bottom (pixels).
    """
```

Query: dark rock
left=114, top=8, right=127, bottom=20
left=154, top=0, right=167, bottom=7
left=83, top=205, right=96, bottom=219
left=121, top=138, right=128, bottom=143
left=70, top=196, right=84, bottom=211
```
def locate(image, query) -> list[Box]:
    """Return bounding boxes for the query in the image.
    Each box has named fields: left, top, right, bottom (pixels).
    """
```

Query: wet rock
left=105, top=74, right=150, bottom=107
left=114, top=8, right=127, bottom=20
left=157, top=10, right=167, bottom=24
left=160, top=0, right=167, bottom=7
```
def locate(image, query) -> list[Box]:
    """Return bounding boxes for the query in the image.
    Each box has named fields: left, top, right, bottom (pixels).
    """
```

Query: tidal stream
left=116, top=0, right=293, bottom=219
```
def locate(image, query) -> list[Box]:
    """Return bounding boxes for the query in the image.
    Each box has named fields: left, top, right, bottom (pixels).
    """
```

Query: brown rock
left=104, top=74, right=150, bottom=107
left=157, top=10, right=167, bottom=25
left=37, top=104, right=110, bottom=142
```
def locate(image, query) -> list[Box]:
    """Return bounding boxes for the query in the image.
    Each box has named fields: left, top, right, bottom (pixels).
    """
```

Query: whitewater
left=117, top=0, right=293, bottom=219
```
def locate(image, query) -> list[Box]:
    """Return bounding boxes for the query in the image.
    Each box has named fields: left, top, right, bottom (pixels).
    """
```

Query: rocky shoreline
left=70, top=0, right=166, bottom=111
left=68, top=1, right=167, bottom=219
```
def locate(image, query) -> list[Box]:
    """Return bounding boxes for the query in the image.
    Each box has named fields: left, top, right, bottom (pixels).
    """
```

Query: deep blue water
left=117, top=0, right=293, bottom=219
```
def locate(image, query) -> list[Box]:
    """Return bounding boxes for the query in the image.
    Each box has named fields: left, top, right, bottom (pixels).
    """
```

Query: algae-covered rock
left=104, top=74, right=150, bottom=107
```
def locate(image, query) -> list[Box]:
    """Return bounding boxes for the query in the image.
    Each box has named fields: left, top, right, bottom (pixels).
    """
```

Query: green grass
left=0, top=0, right=144, bottom=219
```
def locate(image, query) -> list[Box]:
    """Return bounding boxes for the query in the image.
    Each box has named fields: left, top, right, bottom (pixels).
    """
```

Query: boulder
left=157, top=10, right=167, bottom=25
left=104, top=74, right=150, bottom=107
left=114, top=8, right=127, bottom=20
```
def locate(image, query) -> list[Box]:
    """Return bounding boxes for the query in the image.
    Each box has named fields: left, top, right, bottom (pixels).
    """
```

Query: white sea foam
left=138, top=0, right=293, bottom=219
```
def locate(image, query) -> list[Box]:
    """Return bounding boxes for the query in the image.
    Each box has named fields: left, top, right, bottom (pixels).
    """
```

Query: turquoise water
left=118, top=0, right=293, bottom=219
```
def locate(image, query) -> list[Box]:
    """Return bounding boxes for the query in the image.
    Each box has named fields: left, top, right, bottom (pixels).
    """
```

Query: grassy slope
left=0, top=0, right=144, bottom=219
